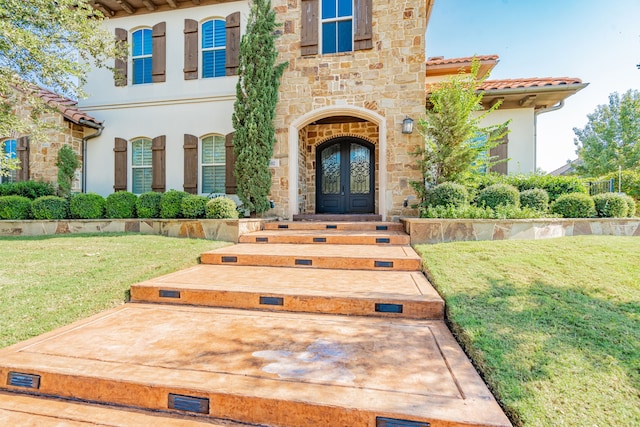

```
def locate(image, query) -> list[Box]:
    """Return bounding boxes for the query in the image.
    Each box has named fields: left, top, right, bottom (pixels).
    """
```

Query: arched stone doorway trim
left=288, top=106, right=387, bottom=219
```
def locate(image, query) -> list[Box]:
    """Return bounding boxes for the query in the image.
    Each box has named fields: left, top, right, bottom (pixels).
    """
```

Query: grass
left=414, top=236, right=640, bottom=427
left=0, top=233, right=229, bottom=348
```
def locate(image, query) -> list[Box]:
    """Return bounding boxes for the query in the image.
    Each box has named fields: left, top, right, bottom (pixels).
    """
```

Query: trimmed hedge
left=160, top=190, right=189, bottom=219
left=472, top=174, right=588, bottom=202
left=105, top=191, right=137, bottom=218
left=621, top=194, right=637, bottom=217
left=550, top=193, right=595, bottom=218
left=593, top=193, right=629, bottom=218
left=206, top=196, right=239, bottom=219
left=519, top=188, right=549, bottom=212
left=31, top=196, right=69, bottom=220
left=181, top=195, right=209, bottom=219
left=0, top=181, right=56, bottom=199
left=478, top=184, right=520, bottom=209
left=136, top=192, right=162, bottom=218
left=0, top=195, right=32, bottom=220
left=426, top=182, right=468, bottom=208
left=69, top=193, right=105, bottom=219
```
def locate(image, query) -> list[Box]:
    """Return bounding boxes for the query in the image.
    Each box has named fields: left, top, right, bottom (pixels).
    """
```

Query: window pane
left=322, top=0, right=337, bottom=19
left=202, top=20, right=214, bottom=49
left=202, top=137, right=214, bottom=163
left=133, top=29, right=152, bottom=56
left=321, top=144, right=340, bottom=194
left=132, top=167, right=152, bottom=194
left=132, top=139, right=151, bottom=166
left=337, top=20, right=352, bottom=52
left=142, top=29, right=152, bottom=55
left=213, top=136, right=225, bottom=162
left=337, top=0, right=352, bottom=17
left=132, top=30, right=143, bottom=56
left=202, top=50, right=214, bottom=78
left=202, top=165, right=226, bottom=194
left=214, top=20, right=226, bottom=48
left=3, top=139, right=16, bottom=158
left=133, top=57, right=152, bottom=84
left=322, top=22, right=337, bottom=54
left=214, top=50, right=226, bottom=77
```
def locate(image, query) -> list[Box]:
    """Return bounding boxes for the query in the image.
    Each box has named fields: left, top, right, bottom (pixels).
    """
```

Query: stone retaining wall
left=402, top=218, right=640, bottom=245
left=0, top=219, right=264, bottom=243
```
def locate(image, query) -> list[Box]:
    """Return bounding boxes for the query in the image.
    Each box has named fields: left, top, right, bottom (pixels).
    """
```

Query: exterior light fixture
left=402, top=116, right=414, bottom=134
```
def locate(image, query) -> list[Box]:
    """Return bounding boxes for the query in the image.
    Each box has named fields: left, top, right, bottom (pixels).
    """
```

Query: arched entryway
left=316, top=137, right=375, bottom=214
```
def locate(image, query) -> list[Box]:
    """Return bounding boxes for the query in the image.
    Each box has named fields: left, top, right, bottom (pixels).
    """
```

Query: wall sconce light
left=402, top=116, right=414, bottom=134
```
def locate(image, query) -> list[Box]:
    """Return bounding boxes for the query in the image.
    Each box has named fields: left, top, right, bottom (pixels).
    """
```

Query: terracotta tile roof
left=426, top=54, right=499, bottom=66
left=33, top=87, right=103, bottom=127
left=478, top=77, right=583, bottom=91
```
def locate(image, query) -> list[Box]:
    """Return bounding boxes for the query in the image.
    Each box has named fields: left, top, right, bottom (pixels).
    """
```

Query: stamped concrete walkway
left=0, top=221, right=512, bottom=427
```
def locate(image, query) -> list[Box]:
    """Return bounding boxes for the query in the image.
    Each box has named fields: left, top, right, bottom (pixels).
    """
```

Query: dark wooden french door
left=316, top=137, right=374, bottom=214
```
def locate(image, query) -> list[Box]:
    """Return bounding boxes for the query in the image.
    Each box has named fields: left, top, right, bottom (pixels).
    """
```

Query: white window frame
left=199, top=134, right=226, bottom=195
left=200, top=18, right=227, bottom=79
left=131, top=27, right=153, bottom=85
left=1, top=139, right=17, bottom=183
left=130, top=137, right=152, bottom=194
left=319, top=0, right=354, bottom=55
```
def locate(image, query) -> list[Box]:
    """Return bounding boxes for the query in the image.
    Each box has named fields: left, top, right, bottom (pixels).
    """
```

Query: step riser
left=264, top=222, right=404, bottom=231
left=200, top=253, right=421, bottom=271
left=130, top=287, right=444, bottom=320
left=238, top=235, right=410, bottom=245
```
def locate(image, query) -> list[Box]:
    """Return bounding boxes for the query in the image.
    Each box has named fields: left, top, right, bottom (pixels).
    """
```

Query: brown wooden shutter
left=183, top=134, right=198, bottom=194
left=152, top=22, right=166, bottom=83
left=114, top=28, right=128, bottom=87
left=354, top=0, right=373, bottom=51
left=184, top=19, right=199, bottom=80
left=226, top=12, right=241, bottom=76
left=225, top=132, right=237, bottom=194
left=16, top=136, right=29, bottom=182
left=114, top=138, right=127, bottom=191
left=489, top=132, right=509, bottom=175
left=301, top=0, right=319, bottom=56
left=152, top=135, right=166, bottom=192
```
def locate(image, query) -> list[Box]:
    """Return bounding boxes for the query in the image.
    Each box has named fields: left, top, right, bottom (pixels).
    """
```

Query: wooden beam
left=142, top=0, right=157, bottom=11
left=90, top=1, right=115, bottom=16
left=166, top=0, right=178, bottom=7
left=519, top=95, right=537, bottom=107
left=114, top=0, right=135, bottom=14
left=192, top=0, right=201, bottom=4
left=490, top=97, right=504, bottom=109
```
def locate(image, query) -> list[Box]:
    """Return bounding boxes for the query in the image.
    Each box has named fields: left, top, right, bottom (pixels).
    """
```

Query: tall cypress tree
left=232, top=0, right=287, bottom=214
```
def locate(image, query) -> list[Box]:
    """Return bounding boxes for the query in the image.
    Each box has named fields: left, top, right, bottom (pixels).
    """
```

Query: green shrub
left=425, top=182, right=469, bottom=208
left=69, top=193, right=105, bottom=219
left=160, top=190, right=189, bottom=219
left=181, top=195, right=209, bottom=219
left=206, top=196, right=239, bottom=219
left=421, top=204, right=493, bottom=219
left=519, top=188, right=549, bottom=212
left=621, top=194, right=636, bottom=217
left=492, top=205, right=551, bottom=219
left=31, top=196, right=69, bottom=220
left=477, top=184, right=520, bottom=209
left=0, top=181, right=56, bottom=199
left=105, top=191, right=137, bottom=218
left=550, top=193, right=595, bottom=218
left=593, top=193, right=629, bottom=218
left=470, top=174, right=588, bottom=202
left=0, top=195, right=32, bottom=219
left=136, top=192, right=162, bottom=218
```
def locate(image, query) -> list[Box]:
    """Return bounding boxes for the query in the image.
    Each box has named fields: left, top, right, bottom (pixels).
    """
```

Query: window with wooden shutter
left=184, top=134, right=198, bottom=194
left=114, top=28, right=128, bottom=86
left=202, top=19, right=227, bottom=78
left=225, top=12, right=240, bottom=76
left=131, top=138, right=151, bottom=193
left=2, top=139, right=18, bottom=183
left=151, top=135, right=166, bottom=192
left=353, top=0, right=372, bottom=50
left=132, top=29, right=153, bottom=85
left=489, top=132, right=509, bottom=175
left=16, top=136, right=30, bottom=182
left=114, top=138, right=128, bottom=191
left=201, top=135, right=226, bottom=194
left=152, top=22, right=166, bottom=83
left=184, top=19, right=199, bottom=80
left=301, top=0, right=319, bottom=55
left=225, top=132, right=236, bottom=194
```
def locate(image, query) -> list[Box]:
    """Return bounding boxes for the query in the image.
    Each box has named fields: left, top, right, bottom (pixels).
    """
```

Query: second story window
left=131, top=138, right=152, bottom=193
left=1, top=139, right=17, bottom=183
left=321, top=0, right=353, bottom=54
left=202, top=19, right=226, bottom=78
left=132, top=29, right=153, bottom=85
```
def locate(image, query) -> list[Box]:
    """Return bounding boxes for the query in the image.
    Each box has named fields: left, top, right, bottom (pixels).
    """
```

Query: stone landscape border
left=401, top=218, right=640, bottom=245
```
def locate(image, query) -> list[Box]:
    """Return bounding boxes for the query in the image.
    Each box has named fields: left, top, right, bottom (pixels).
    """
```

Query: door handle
left=341, top=185, right=345, bottom=196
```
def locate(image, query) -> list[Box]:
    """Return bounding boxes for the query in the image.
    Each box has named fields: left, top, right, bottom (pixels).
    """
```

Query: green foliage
left=599, top=169, right=640, bottom=200
left=574, top=90, right=640, bottom=176
left=592, top=193, right=629, bottom=218
left=620, top=194, right=636, bottom=217
left=160, top=190, right=189, bottom=219
left=105, top=191, right=137, bottom=218
left=477, top=183, right=520, bottom=209
left=206, top=196, right=239, bottom=219
left=56, top=145, right=80, bottom=197
left=31, top=196, right=68, bottom=220
left=69, top=193, right=104, bottom=219
left=181, top=195, right=209, bottom=219
left=425, top=182, right=469, bottom=208
left=136, top=191, right=162, bottom=218
left=0, top=181, right=55, bottom=199
left=232, top=0, right=287, bottom=214
left=420, top=204, right=549, bottom=219
left=550, top=193, right=596, bottom=218
left=0, top=195, right=32, bottom=219
left=471, top=173, right=588, bottom=202
left=519, top=188, right=549, bottom=212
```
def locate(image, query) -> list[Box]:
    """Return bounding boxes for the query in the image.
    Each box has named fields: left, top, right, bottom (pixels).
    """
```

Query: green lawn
left=415, top=236, right=640, bottom=427
left=0, top=234, right=228, bottom=348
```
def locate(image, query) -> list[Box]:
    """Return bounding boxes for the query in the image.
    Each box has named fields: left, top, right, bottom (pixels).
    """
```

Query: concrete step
left=292, top=214, right=382, bottom=222
left=239, top=229, right=410, bottom=245
left=264, top=221, right=404, bottom=231
left=0, top=304, right=511, bottom=427
left=200, top=243, right=422, bottom=271
left=130, top=265, right=443, bottom=320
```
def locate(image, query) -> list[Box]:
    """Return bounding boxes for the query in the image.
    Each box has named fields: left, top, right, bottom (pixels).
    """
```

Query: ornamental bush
left=0, top=195, right=32, bottom=219
left=136, top=192, right=162, bottom=218
left=477, top=184, right=520, bottom=209
left=592, top=193, right=629, bottom=218
left=181, top=195, right=209, bottom=219
left=425, top=182, right=469, bottom=208
left=621, top=194, right=636, bottom=217
left=0, top=181, right=56, bottom=199
left=550, top=193, right=595, bottom=218
left=105, top=191, right=137, bottom=218
left=31, top=196, right=69, bottom=220
left=519, top=188, right=549, bottom=212
left=69, top=193, right=105, bottom=219
left=206, top=196, right=239, bottom=219
left=160, top=190, right=189, bottom=219
left=471, top=174, right=588, bottom=202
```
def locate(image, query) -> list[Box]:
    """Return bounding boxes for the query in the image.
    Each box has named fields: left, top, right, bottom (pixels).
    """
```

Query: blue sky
left=426, top=0, right=640, bottom=173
